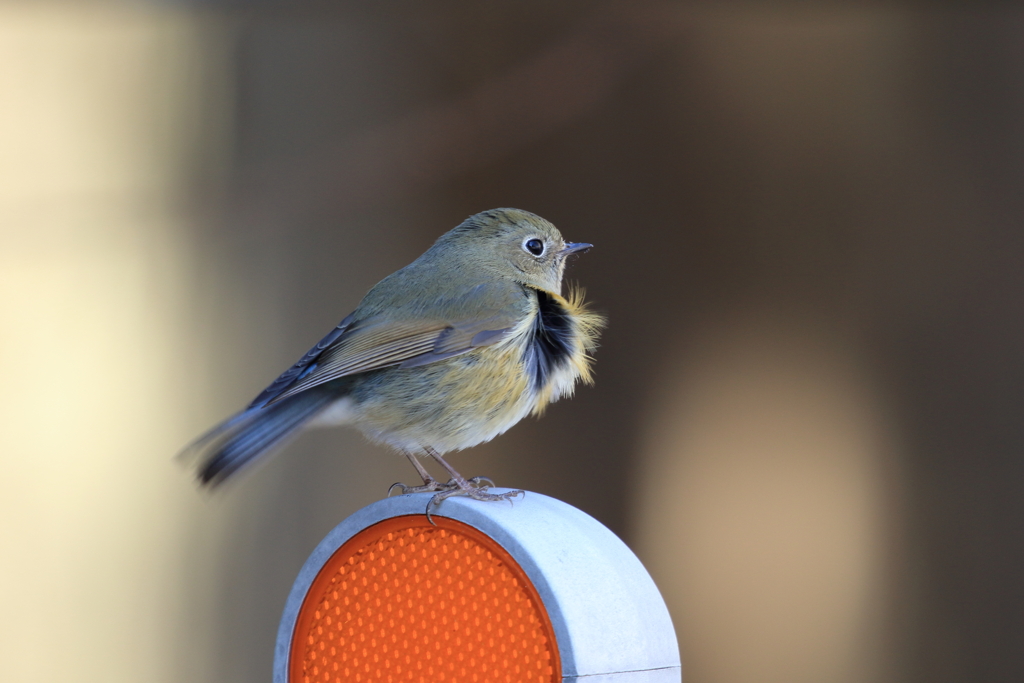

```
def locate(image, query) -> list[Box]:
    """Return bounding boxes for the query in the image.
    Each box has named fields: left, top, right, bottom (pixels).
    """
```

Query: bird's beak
left=560, top=242, right=593, bottom=256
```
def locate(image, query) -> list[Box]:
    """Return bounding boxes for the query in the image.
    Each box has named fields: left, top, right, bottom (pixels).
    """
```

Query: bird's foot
left=456, top=476, right=496, bottom=489
left=387, top=476, right=453, bottom=497
left=425, top=479, right=524, bottom=524
left=432, top=485, right=523, bottom=506
left=388, top=474, right=495, bottom=499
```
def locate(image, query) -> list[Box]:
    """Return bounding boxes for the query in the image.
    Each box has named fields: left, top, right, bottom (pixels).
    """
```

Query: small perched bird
left=183, top=208, right=604, bottom=509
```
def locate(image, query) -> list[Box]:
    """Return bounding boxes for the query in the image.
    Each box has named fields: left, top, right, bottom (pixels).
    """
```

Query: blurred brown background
left=2, top=2, right=1023, bottom=682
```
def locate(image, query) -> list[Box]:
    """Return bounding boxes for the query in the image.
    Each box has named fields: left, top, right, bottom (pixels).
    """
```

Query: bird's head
left=438, top=208, right=592, bottom=293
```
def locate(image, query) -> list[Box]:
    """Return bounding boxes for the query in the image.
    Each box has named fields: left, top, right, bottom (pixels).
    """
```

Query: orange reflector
left=289, top=514, right=561, bottom=683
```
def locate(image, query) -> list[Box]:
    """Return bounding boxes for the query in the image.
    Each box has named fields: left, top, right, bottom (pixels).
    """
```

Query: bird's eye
left=524, top=238, right=545, bottom=256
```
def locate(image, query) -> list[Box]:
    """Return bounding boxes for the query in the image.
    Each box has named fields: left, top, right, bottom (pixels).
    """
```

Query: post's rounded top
left=275, top=491, right=680, bottom=683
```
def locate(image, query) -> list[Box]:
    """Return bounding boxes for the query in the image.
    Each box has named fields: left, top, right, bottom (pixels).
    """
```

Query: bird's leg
left=424, top=447, right=523, bottom=517
left=387, top=450, right=452, bottom=496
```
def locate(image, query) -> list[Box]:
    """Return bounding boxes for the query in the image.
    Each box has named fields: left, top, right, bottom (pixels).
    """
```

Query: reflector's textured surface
left=290, top=515, right=560, bottom=683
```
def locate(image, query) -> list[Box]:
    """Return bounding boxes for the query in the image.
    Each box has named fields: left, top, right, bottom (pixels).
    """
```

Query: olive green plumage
left=185, top=208, right=604, bottom=499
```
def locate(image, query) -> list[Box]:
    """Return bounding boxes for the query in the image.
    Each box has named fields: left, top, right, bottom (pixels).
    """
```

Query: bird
left=182, top=208, right=604, bottom=511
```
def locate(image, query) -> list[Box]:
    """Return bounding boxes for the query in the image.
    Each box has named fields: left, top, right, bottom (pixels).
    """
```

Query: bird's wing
left=260, top=284, right=526, bottom=405
left=247, top=314, right=356, bottom=408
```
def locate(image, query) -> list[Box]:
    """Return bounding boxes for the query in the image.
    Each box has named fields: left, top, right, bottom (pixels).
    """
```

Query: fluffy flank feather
left=563, top=283, right=605, bottom=385
left=529, top=284, right=605, bottom=415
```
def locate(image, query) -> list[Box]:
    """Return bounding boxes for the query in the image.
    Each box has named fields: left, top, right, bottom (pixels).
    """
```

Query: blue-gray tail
left=184, top=389, right=336, bottom=487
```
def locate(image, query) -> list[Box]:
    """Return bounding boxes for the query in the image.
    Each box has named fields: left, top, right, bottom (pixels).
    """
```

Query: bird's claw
left=424, top=485, right=524, bottom=525
left=441, top=476, right=494, bottom=489
left=387, top=478, right=451, bottom=497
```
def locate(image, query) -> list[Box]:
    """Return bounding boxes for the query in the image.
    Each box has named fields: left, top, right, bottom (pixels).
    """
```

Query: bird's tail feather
left=183, top=389, right=336, bottom=487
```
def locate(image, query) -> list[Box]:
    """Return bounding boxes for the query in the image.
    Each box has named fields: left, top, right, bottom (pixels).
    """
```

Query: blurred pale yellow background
left=0, top=5, right=221, bottom=681
left=3, top=3, right=1022, bottom=683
